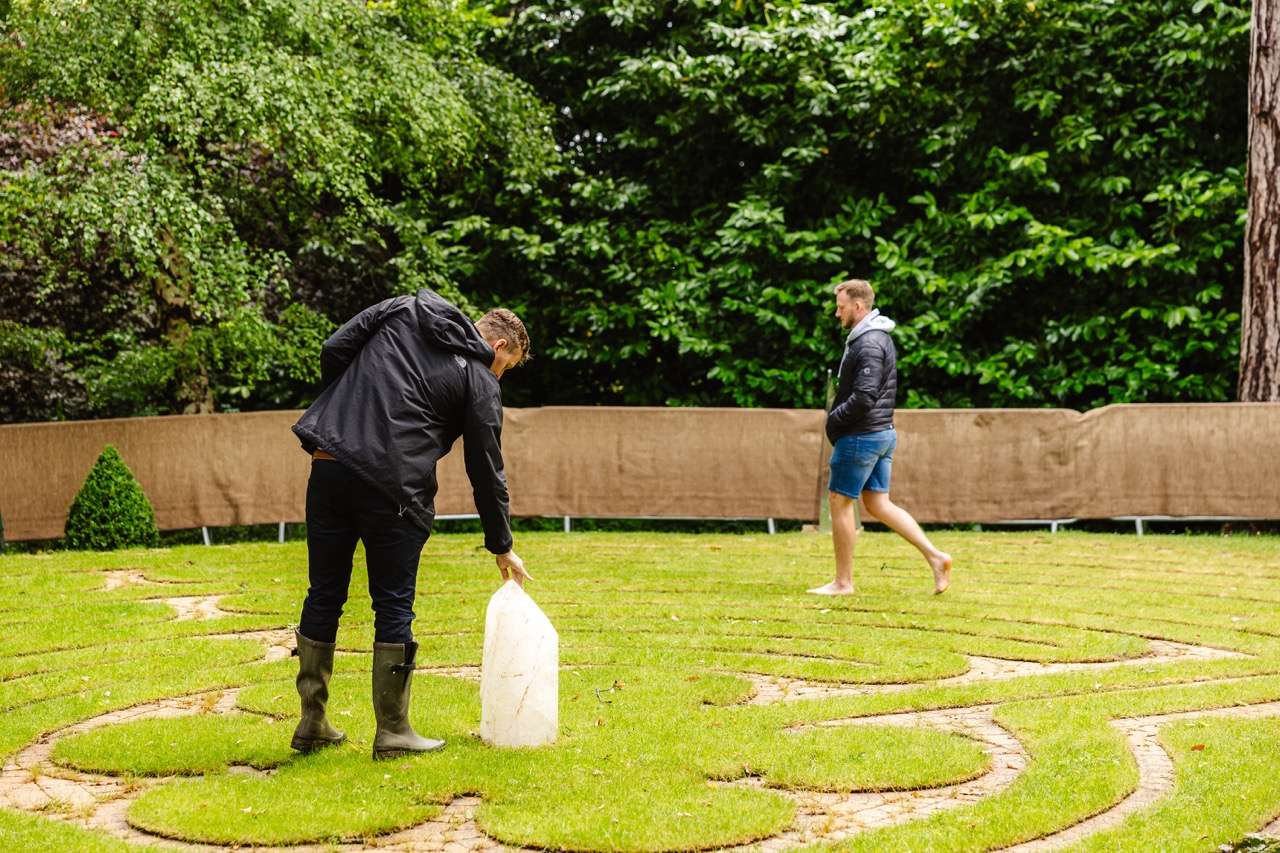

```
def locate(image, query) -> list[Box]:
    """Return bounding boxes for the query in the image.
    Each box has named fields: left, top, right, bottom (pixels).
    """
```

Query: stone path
left=0, top=691, right=241, bottom=850
left=154, top=595, right=230, bottom=621
left=102, top=570, right=157, bottom=591
left=714, top=704, right=1024, bottom=851
left=13, top=594, right=1276, bottom=851
left=103, top=572, right=242, bottom=630
left=1002, top=701, right=1280, bottom=851
left=101, top=574, right=229, bottom=622
left=378, top=797, right=501, bottom=852
left=0, top=687, right=506, bottom=853
left=419, top=665, right=482, bottom=682
left=0, top=690, right=1014, bottom=853
left=201, top=627, right=296, bottom=662
left=8, top=683, right=1279, bottom=853
left=744, top=639, right=1246, bottom=705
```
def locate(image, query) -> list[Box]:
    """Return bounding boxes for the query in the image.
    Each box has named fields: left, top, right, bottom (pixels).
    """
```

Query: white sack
left=480, top=580, right=558, bottom=747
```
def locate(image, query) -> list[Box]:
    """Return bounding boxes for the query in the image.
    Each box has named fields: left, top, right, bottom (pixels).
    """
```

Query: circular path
left=3, top=605, right=1278, bottom=852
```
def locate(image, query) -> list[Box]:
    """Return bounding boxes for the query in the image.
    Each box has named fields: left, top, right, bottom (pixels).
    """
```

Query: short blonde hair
left=834, top=279, right=874, bottom=308
left=476, top=308, right=531, bottom=366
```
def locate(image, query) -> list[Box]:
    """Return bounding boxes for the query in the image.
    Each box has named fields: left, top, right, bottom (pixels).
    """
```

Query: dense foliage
left=0, top=0, right=1252, bottom=418
left=467, top=0, right=1250, bottom=408
left=0, top=0, right=554, bottom=420
left=64, top=445, right=160, bottom=549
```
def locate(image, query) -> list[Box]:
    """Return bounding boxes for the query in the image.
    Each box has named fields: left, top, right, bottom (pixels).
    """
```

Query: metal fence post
left=818, top=369, right=834, bottom=534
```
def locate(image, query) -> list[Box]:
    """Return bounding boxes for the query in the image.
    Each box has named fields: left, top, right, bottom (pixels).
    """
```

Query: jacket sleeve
left=462, top=368, right=514, bottom=555
left=319, top=298, right=399, bottom=389
left=828, top=338, right=888, bottom=430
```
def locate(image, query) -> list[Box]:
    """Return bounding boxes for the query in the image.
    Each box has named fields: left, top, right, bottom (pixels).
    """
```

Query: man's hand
left=496, top=551, right=532, bottom=587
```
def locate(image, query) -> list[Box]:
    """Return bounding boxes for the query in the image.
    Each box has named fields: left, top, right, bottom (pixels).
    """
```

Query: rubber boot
left=290, top=629, right=346, bottom=753
left=372, top=640, right=445, bottom=759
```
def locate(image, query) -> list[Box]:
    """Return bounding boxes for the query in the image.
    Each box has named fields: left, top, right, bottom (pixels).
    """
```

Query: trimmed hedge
left=64, top=446, right=159, bottom=551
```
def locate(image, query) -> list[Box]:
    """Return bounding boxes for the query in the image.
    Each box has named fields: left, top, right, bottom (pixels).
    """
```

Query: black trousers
left=298, top=459, right=429, bottom=644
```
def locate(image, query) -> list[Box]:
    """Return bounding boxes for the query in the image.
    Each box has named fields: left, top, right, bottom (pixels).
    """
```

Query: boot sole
left=373, top=742, right=446, bottom=760
left=291, top=733, right=346, bottom=753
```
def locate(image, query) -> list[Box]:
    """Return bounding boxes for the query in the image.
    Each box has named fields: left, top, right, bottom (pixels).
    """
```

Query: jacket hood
left=845, top=308, right=896, bottom=344
left=414, top=289, right=494, bottom=364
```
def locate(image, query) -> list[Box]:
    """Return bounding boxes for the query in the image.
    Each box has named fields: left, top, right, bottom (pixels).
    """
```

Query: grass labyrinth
left=2, top=530, right=1280, bottom=851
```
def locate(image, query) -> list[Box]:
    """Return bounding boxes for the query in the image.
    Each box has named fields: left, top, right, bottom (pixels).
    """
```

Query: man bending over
left=290, top=288, right=531, bottom=759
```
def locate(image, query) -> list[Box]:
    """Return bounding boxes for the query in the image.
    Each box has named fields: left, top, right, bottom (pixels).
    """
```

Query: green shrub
left=64, top=446, right=160, bottom=550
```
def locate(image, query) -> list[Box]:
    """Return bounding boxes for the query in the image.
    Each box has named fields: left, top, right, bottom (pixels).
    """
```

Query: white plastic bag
left=480, top=580, right=558, bottom=747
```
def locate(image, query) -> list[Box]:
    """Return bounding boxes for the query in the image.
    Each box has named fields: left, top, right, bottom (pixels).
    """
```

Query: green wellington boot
left=372, top=640, right=445, bottom=760
left=290, top=629, right=347, bottom=753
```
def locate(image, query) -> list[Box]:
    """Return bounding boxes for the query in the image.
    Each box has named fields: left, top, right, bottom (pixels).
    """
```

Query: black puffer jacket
left=825, top=310, right=898, bottom=443
left=293, top=289, right=513, bottom=555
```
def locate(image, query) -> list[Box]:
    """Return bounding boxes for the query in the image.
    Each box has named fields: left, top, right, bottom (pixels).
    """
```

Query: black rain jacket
left=292, top=289, right=513, bottom=554
left=825, top=313, right=898, bottom=443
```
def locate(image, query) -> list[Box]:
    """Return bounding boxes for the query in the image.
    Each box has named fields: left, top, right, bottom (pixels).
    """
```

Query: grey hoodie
left=842, top=309, right=897, bottom=355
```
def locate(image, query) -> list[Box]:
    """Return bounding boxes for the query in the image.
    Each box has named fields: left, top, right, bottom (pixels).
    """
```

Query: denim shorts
left=828, top=428, right=896, bottom=499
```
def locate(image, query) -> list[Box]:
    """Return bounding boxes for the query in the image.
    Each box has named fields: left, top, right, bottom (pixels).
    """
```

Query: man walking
left=810, top=279, right=952, bottom=596
left=289, top=288, right=532, bottom=759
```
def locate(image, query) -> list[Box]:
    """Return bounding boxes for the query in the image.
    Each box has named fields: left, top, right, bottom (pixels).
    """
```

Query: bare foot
left=929, top=553, right=952, bottom=595
left=807, top=581, right=855, bottom=596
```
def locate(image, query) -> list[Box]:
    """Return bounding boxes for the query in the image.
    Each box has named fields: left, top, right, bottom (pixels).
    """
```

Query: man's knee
left=302, top=587, right=348, bottom=614
left=861, top=490, right=889, bottom=517
left=299, top=593, right=347, bottom=643
left=373, top=610, right=415, bottom=645
left=829, top=491, right=856, bottom=510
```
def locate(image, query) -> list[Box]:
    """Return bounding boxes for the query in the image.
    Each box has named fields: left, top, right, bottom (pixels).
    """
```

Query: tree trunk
left=1240, top=0, right=1280, bottom=401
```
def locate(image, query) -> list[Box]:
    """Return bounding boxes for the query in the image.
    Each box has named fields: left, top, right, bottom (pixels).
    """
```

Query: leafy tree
left=64, top=446, right=160, bottom=550
left=0, top=0, right=1253, bottom=416
left=459, top=0, right=1249, bottom=409
left=1239, top=0, right=1280, bottom=401
left=0, top=0, right=555, bottom=421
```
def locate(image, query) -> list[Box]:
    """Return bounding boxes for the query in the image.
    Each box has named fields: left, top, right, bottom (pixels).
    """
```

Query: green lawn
left=2, top=530, right=1279, bottom=850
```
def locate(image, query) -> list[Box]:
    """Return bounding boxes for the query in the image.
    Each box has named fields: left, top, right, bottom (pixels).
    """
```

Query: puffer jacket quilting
left=826, top=322, right=897, bottom=443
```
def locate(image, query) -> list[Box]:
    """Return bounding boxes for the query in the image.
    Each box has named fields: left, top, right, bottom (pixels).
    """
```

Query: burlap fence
left=1, top=404, right=1277, bottom=541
